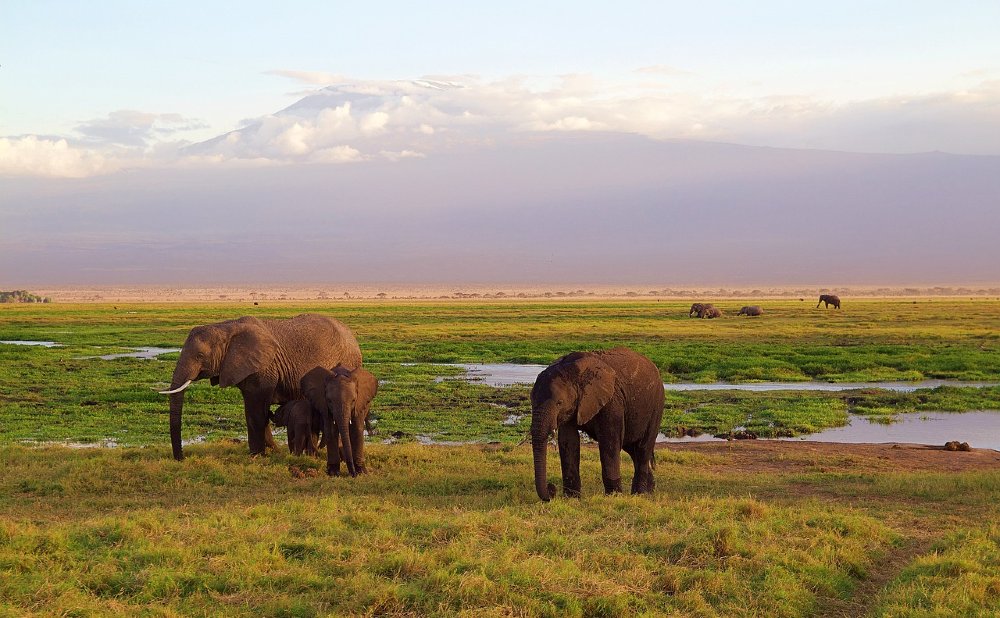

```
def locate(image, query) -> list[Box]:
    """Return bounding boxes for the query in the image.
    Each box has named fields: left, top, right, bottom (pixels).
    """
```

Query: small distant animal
left=817, top=294, right=841, bottom=309
left=689, top=302, right=713, bottom=317
left=701, top=306, right=722, bottom=319
left=737, top=306, right=763, bottom=316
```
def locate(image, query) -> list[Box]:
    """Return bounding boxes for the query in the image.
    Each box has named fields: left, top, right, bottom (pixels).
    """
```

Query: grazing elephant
left=531, top=347, right=665, bottom=501
left=817, top=294, right=841, bottom=309
left=701, top=306, right=722, bottom=319
left=159, top=314, right=362, bottom=460
left=737, top=306, right=763, bottom=316
left=689, top=302, right=713, bottom=317
left=302, top=365, right=378, bottom=477
left=273, top=399, right=322, bottom=456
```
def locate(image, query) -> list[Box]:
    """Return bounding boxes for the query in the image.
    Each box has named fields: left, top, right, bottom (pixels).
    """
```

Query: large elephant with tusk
left=159, top=313, right=362, bottom=460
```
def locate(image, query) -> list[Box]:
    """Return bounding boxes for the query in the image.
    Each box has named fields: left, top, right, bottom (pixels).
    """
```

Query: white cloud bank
left=3, top=74, right=1000, bottom=177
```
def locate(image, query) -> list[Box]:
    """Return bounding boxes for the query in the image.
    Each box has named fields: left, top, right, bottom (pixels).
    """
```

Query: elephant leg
left=242, top=391, right=272, bottom=456
left=557, top=425, right=582, bottom=498
left=626, top=443, right=655, bottom=494
left=597, top=434, right=623, bottom=495
left=350, top=419, right=367, bottom=474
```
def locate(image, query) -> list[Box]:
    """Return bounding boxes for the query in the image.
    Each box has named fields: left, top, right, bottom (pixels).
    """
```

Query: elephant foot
left=603, top=478, right=623, bottom=494
left=563, top=486, right=581, bottom=498
left=326, top=464, right=341, bottom=476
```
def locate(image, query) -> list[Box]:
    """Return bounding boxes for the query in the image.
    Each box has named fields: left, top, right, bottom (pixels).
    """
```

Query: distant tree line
left=0, top=290, right=50, bottom=303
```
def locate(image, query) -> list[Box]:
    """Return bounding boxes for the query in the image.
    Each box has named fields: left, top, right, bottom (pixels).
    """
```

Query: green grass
left=871, top=525, right=1000, bottom=617
left=1, top=299, right=998, bottom=446
left=5, top=442, right=997, bottom=617
left=1, top=298, right=999, bottom=615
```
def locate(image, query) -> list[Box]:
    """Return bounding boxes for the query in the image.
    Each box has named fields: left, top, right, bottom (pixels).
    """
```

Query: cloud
left=0, top=136, right=119, bottom=177
left=76, top=110, right=207, bottom=147
left=4, top=73, right=1000, bottom=177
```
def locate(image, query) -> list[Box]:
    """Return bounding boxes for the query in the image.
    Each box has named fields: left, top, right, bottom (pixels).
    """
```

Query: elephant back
left=267, top=314, right=363, bottom=399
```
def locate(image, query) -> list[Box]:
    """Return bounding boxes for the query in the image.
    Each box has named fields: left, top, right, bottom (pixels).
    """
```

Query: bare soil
left=659, top=440, right=1000, bottom=473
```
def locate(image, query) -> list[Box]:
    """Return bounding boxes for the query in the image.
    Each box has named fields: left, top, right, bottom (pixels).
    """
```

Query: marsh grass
left=2, top=299, right=999, bottom=615
left=2, top=299, right=999, bottom=446
left=871, top=525, right=1000, bottom=617
left=7, top=442, right=992, bottom=617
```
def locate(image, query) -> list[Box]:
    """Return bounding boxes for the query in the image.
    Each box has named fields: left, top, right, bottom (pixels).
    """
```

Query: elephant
left=817, top=294, right=841, bottom=309
left=737, top=305, right=763, bottom=316
left=530, top=347, right=665, bottom=501
left=700, top=306, right=722, bottom=319
left=689, top=302, right=714, bottom=317
left=159, top=314, right=362, bottom=460
left=301, top=364, right=378, bottom=477
left=272, top=399, right=322, bottom=456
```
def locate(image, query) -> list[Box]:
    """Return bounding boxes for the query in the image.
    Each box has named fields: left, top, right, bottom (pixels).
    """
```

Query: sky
left=1, top=2, right=999, bottom=285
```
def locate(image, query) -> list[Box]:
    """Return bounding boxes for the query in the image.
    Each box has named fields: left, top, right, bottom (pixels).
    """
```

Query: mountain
left=2, top=132, right=999, bottom=285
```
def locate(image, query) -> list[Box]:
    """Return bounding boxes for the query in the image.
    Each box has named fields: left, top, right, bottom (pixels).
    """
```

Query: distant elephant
left=701, top=306, right=722, bottom=319
left=531, top=347, right=665, bottom=501
left=689, top=302, right=714, bottom=317
left=302, top=364, right=378, bottom=477
left=817, top=294, right=841, bottom=309
left=159, top=314, right=362, bottom=460
left=273, top=399, right=322, bottom=456
left=737, top=306, right=763, bottom=316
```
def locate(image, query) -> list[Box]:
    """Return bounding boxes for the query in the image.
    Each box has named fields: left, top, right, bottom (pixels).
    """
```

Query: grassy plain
left=1, top=298, right=999, bottom=616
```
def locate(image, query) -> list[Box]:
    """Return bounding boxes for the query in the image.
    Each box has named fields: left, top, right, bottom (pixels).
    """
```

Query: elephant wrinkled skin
left=530, top=347, right=665, bottom=501
left=161, top=313, right=362, bottom=460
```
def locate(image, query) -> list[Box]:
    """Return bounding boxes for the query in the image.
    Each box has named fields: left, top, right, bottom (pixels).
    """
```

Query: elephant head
left=530, top=353, right=616, bottom=501
left=160, top=318, right=278, bottom=460
left=300, top=366, right=350, bottom=469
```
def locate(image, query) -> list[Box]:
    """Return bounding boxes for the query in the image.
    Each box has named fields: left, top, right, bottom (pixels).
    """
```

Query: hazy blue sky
left=1, top=2, right=999, bottom=284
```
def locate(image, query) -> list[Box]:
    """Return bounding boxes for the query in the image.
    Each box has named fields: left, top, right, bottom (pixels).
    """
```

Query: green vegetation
left=1, top=299, right=998, bottom=445
left=0, top=289, right=49, bottom=303
left=1, top=442, right=997, bottom=616
left=1, top=298, right=998, bottom=615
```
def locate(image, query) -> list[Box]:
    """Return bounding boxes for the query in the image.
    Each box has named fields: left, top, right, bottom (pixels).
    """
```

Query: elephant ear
left=573, top=356, right=616, bottom=425
left=219, top=327, right=278, bottom=388
left=300, top=367, right=330, bottom=413
left=352, top=368, right=379, bottom=420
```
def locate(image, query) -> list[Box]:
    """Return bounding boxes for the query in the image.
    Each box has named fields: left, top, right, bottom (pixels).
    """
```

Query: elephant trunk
left=531, top=413, right=556, bottom=501
left=167, top=360, right=198, bottom=461
left=338, top=405, right=356, bottom=477
left=169, top=391, right=184, bottom=460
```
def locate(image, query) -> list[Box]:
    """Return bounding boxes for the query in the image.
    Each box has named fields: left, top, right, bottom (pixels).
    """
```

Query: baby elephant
left=272, top=400, right=322, bottom=456
left=302, top=365, right=379, bottom=477
left=737, top=305, right=763, bottom=316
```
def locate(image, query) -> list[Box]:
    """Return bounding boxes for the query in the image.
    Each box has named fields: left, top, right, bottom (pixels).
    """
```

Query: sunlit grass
left=6, top=442, right=994, bottom=616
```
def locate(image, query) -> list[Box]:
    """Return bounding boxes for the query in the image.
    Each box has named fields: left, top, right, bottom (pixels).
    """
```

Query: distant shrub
left=0, top=290, right=50, bottom=303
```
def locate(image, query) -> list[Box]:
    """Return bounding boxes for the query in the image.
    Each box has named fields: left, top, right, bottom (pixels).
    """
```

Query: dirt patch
left=657, top=440, right=1000, bottom=474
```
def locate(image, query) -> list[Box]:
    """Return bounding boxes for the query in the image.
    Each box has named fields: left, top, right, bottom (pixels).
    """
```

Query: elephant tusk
left=159, top=379, right=192, bottom=394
